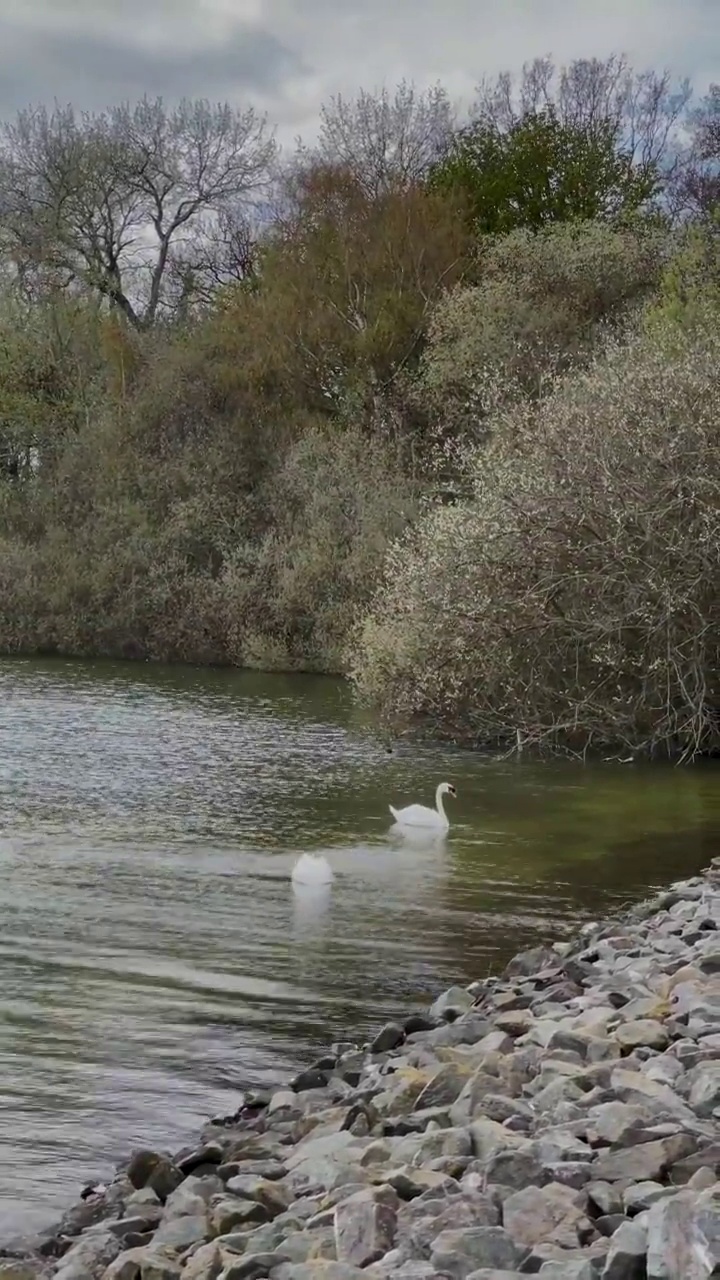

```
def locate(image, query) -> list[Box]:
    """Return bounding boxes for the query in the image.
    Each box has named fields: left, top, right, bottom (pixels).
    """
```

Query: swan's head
left=440, top=782, right=456, bottom=798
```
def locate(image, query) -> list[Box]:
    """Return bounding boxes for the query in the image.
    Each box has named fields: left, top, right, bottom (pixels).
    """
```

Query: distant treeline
left=0, top=56, right=718, bottom=758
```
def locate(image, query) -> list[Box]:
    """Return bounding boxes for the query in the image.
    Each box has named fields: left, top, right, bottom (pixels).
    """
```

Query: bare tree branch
left=308, top=80, right=456, bottom=198
left=0, top=97, right=276, bottom=327
left=474, top=54, right=692, bottom=173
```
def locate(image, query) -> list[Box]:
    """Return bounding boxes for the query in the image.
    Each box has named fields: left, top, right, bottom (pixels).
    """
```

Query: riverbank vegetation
left=0, top=56, right=718, bottom=757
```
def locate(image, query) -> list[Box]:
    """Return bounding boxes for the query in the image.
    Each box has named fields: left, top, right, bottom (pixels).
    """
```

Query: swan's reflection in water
left=388, top=822, right=449, bottom=855
left=291, top=878, right=332, bottom=943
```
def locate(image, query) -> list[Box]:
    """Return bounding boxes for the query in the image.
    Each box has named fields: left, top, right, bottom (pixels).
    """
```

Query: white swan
left=389, top=782, right=456, bottom=831
left=291, top=853, right=334, bottom=885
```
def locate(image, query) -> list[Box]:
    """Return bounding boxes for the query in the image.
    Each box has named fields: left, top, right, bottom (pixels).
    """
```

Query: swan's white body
left=291, top=853, right=334, bottom=885
left=389, top=782, right=456, bottom=831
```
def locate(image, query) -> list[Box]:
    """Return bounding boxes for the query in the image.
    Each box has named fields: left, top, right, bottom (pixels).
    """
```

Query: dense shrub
left=351, top=315, right=720, bottom=759
left=417, top=219, right=670, bottom=434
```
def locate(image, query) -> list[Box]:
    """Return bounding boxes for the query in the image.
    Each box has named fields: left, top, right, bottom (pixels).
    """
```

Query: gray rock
left=543, top=1162, right=594, bottom=1190
left=223, top=1254, right=291, bottom=1280
left=274, top=1226, right=335, bottom=1264
left=269, top=1265, right=366, bottom=1280
left=646, top=1185, right=720, bottom=1279
left=687, top=1166, right=719, bottom=1191
left=163, top=1174, right=222, bottom=1219
left=608, top=1068, right=695, bottom=1120
left=101, top=1215, right=158, bottom=1240
left=593, top=1133, right=696, bottom=1184
left=152, top=1212, right=209, bottom=1249
left=688, top=1062, right=720, bottom=1118
left=364, top=1263, right=439, bottom=1280
left=502, top=1182, right=588, bottom=1249
left=596, top=1214, right=631, bottom=1238
left=182, top=1242, right=223, bottom=1280
left=371, top=1023, right=405, bottom=1054
left=669, top=1138, right=720, bottom=1185
left=505, top=945, right=559, bottom=978
left=125, top=1150, right=183, bottom=1200
left=97, top=1249, right=148, bottom=1280
left=334, top=1186, right=398, bottom=1268
left=224, top=1175, right=290, bottom=1219
left=211, top=1196, right=268, bottom=1234
left=284, top=1129, right=362, bottom=1191
left=467, top=1119, right=526, bottom=1163
left=395, top=1189, right=497, bottom=1254
left=615, top=1020, right=669, bottom=1052
left=382, top=1165, right=456, bottom=1199
left=585, top=1101, right=651, bottom=1145
left=483, top=1147, right=547, bottom=1190
left=621, top=1181, right=676, bottom=1214
left=53, top=1228, right=121, bottom=1280
left=419, top=1017, right=490, bottom=1049
left=464, top=1273, right=530, bottom=1280
left=290, top=1067, right=331, bottom=1092
left=394, top=1125, right=472, bottom=1166
left=588, top=1182, right=624, bottom=1216
left=475, top=1093, right=534, bottom=1125
left=449, top=1069, right=503, bottom=1126
left=534, top=1126, right=594, bottom=1165
left=429, top=987, right=475, bottom=1023
left=139, top=1259, right=183, bottom=1280
left=463, top=1273, right=531, bottom=1280
left=601, top=1219, right=648, bottom=1279
left=535, top=1260, right=597, bottom=1279
left=413, top=1062, right=475, bottom=1110
left=267, top=1090, right=300, bottom=1115
left=473, top=1030, right=514, bottom=1056
left=430, top=1226, right=523, bottom=1277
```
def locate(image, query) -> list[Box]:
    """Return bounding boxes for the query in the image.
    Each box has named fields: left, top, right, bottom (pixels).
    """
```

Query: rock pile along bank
left=2, top=860, right=719, bottom=1280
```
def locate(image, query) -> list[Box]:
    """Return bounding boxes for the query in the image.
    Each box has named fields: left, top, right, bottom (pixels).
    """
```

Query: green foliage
left=418, top=219, right=670, bottom=434
left=0, top=295, right=415, bottom=670
left=644, top=224, right=720, bottom=335
left=0, top=74, right=717, bottom=761
left=429, top=109, right=658, bottom=235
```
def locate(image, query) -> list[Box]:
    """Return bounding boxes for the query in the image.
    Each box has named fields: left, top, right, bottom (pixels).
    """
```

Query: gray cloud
left=0, top=0, right=716, bottom=142
left=0, top=4, right=303, bottom=120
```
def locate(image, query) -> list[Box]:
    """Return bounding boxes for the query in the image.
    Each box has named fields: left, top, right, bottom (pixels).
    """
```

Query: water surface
left=0, top=658, right=718, bottom=1237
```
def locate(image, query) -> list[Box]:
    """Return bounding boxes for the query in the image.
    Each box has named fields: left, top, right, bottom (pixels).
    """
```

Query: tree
left=0, top=97, right=275, bottom=327
left=672, top=84, right=720, bottom=221
left=473, top=54, right=692, bottom=174
left=223, top=162, right=471, bottom=417
left=307, top=80, right=456, bottom=198
left=164, top=205, right=260, bottom=318
left=429, top=109, right=658, bottom=235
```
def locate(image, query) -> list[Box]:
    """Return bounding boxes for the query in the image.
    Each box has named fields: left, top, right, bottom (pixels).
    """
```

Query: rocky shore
left=2, top=861, right=720, bottom=1280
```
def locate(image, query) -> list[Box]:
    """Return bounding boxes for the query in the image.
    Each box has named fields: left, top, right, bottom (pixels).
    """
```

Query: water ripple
left=0, top=657, right=717, bottom=1237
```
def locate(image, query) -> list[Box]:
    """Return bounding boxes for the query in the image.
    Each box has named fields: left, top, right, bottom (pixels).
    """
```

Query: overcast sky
left=1, top=0, right=717, bottom=144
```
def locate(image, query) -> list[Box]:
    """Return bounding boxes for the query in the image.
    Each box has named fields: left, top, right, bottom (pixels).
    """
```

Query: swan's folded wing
left=391, top=802, right=438, bottom=825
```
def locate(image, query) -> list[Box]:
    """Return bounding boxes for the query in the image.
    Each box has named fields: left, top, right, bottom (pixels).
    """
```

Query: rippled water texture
left=0, top=658, right=718, bottom=1237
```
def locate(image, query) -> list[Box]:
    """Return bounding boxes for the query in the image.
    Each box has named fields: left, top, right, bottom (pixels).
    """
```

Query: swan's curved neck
left=435, top=784, right=447, bottom=819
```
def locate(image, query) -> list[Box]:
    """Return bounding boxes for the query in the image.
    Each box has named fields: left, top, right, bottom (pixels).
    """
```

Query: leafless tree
left=672, top=84, right=720, bottom=220
left=474, top=55, right=692, bottom=172
left=164, top=205, right=260, bottom=318
left=0, top=97, right=276, bottom=327
left=310, top=80, right=456, bottom=197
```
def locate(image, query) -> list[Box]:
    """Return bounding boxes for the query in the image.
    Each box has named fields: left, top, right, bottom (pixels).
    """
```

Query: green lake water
left=0, top=657, right=718, bottom=1236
